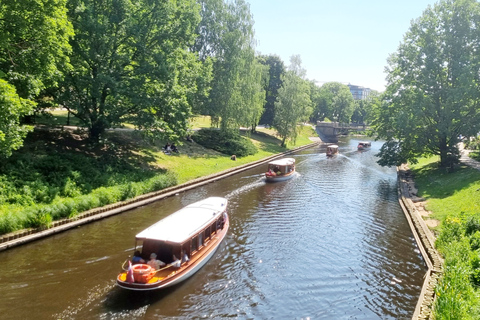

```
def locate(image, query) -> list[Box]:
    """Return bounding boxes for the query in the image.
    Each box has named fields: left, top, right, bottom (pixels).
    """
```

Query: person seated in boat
left=266, top=168, right=275, bottom=176
left=171, top=254, right=181, bottom=268
left=131, top=250, right=145, bottom=265
left=182, top=252, right=190, bottom=264
left=147, top=253, right=166, bottom=270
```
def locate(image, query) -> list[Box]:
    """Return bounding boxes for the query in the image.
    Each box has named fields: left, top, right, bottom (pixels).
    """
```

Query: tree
left=0, top=0, right=73, bottom=156
left=274, top=55, right=312, bottom=147
left=0, top=80, right=35, bottom=157
left=58, top=0, right=207, bottom=141
left=351, top=90, right=380, bottom=125
left=193, top=0, right=261, bottom=131
left=373, top=0, right=480, bottom=168
left=258, top=54, right=285, bottom=126
left=309, top=80, right=326, bottom=123
left=318, top=82, right=355, bottom=124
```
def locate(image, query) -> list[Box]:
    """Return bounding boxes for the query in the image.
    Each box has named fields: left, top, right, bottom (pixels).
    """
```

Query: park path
left=459, top=142, right=480, bottom=170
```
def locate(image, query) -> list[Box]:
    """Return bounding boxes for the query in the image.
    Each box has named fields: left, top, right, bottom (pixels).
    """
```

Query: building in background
left=348, top=84, right=371, bottom=100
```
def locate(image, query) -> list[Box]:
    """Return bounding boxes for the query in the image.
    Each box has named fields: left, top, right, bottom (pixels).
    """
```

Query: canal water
left=0, top=137, right=425, bottom=319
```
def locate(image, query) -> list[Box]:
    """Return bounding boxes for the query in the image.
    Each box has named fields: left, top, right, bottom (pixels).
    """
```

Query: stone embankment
left=0, top=142, right=320, bottom=252
left=397, top=165, right=442, bottom=320
left=400, top=146, right=480, bottom=320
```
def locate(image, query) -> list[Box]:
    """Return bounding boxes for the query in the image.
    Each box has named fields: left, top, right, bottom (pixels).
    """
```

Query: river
left=0, top=137, right=425, bottom=319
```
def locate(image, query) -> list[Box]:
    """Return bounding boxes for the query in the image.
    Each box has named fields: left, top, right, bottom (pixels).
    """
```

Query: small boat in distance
left=116, top=197, right=229, bottom=291
left=265, top=158, right=296, bottom=182
left=357, top=141, right=371, bottom=150
left=326, top=144, right=339, bottom=157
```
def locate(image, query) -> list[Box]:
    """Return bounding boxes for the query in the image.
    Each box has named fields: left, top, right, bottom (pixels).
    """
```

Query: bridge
left=315, top=122, right=367, bottom=143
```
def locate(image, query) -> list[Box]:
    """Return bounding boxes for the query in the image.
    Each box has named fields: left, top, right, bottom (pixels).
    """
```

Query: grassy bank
left=0, top=124, right=316, bottom=235
left=410, top=157, right=480, bottom=319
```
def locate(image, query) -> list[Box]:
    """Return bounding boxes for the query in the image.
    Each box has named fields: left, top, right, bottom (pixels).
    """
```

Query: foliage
left=193, top=0, right=263, bottom=131
left=465, top=136, right=480, bottom=151
left=0, top=80, right=35, bottom=157
left=0, top=0, right=73, bottom=99
left=316, top=82, right=355, bottom=124
left=0, top=130, right=177, bottom=234
left=258, top=54, right=286, bottom=126
left=373, top=0, right=480, bottom=168
left=57, top=0, right=207, bottom=141
left=410, top=157, right=480, bottom=319
left=0, top=0, right=72, bottom=157
left=274, top=55, right=312, bottom=147
left=193, top=128, right=257, bottom=157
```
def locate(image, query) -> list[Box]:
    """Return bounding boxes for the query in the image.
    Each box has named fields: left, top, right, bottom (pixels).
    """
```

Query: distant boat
left=265, top=158, right=296, bottom=182
left=326, top=144, right=339, bottom=157
left=357, top=141, right=371, bottom=150
left=116, top=197, right=229, bottom=291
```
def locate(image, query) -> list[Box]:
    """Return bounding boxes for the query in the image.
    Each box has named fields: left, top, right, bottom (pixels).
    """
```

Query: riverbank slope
left=0, top=126, right=320, bottom=250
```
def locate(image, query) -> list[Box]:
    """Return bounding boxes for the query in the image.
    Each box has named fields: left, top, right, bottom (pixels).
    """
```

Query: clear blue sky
left=247, top=0, right=438, bottom=92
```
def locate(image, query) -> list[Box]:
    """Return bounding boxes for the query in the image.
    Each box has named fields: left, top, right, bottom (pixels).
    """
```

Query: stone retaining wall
left=0, top=142, right=319, bottom=251
left=397, top=164, right=443, bottom=320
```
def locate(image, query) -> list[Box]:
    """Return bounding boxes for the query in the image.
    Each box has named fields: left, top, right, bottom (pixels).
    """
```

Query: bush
left=193, top=128, right=257, bottom=157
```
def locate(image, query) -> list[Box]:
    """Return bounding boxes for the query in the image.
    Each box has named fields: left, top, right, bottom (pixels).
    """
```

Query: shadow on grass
left=413, top=162, right=480, bottom=200
left=0, top=129, right=167, bottom=206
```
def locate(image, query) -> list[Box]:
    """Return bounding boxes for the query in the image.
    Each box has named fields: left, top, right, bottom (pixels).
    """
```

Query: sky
left=247, top=0, right=439, bottom=92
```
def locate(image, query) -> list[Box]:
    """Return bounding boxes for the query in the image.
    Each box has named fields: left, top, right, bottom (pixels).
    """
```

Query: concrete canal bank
left=0, top=142, right=320, bottom=252
left=397, top=165, right=443, bottom=320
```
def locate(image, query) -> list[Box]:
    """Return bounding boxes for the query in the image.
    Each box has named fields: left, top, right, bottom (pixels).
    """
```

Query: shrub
left=193, top=128, right=257, bottom=157
left=465, top=214, right=480, bottom=235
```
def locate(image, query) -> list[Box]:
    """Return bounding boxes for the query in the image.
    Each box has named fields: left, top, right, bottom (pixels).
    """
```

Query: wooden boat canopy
left=135, top=197, right=227, bottom=244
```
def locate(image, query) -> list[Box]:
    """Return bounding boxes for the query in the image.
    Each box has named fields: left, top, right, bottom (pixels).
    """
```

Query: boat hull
left=265, top=171, right=295, bottom=182
left=116, top=217, right=229, bottom=291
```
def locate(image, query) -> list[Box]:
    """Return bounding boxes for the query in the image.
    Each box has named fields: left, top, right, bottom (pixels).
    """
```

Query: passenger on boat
left=131, top=250, right=145, bottom=264
left=182, top=252, right=190, bottom=264
left=147, top=253, right=166, bottom=270
left=172, top=255, right=181, bottom=268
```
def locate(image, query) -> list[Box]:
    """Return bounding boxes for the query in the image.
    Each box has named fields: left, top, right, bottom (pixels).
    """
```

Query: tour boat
left=326, top=144, right=339, bottom=157
left=265, top=158, right=296, bottom=182
left=116, top=197, right=229, bottom=291
left=357, top=141, right=371, bottom=150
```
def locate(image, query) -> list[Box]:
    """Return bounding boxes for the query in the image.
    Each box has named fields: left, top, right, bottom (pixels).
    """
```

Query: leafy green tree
left=193, top=0, right=260, bottom=131
left=58, top=0, right=206, bottom=141
left=274, top=55, right=312, bottom=147
left=233, top=54, right=268, bottom=132
left=318, top=82, right=355, bottom=124
left=351, top=90, right=380, bottom=125
left=0, top=0, right=72, bottom=156
left=309, top=80, right=327, bottom=123
left=0, top=80, right=35, bottom=157
left=373, top=0, right=480, bottom=168
left=258, top=54, right=285, bottom=126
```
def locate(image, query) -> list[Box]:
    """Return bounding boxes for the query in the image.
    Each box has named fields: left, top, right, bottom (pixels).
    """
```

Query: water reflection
left=0, top=137, right=425, bottom=319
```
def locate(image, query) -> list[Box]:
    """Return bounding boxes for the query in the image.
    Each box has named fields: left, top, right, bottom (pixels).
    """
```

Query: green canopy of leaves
left=373, top=0, right=480, bottom=168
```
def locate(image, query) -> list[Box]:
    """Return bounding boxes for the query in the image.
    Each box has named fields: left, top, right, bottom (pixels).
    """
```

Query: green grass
left=410, top=157, right=480, bottom=319
left=0, top=123, right=317, bottom=234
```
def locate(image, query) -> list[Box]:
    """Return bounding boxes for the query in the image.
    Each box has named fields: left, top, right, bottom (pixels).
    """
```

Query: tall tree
left=58, top=0, right=207, bottom=141
left=351, top=90, right=380, bottom=125
left=309, top=80, right=326, bottom=123
left=373, top=0, right=480, bottom=168
left=318, top=82, right=355, bottom=124
left=0, top=0, right=72, bottom=156
left=274, top=55, right=312, bottom=147
left=258, top=54, right=285, bottom=126
left=193, top=0, right=260, bottom=131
